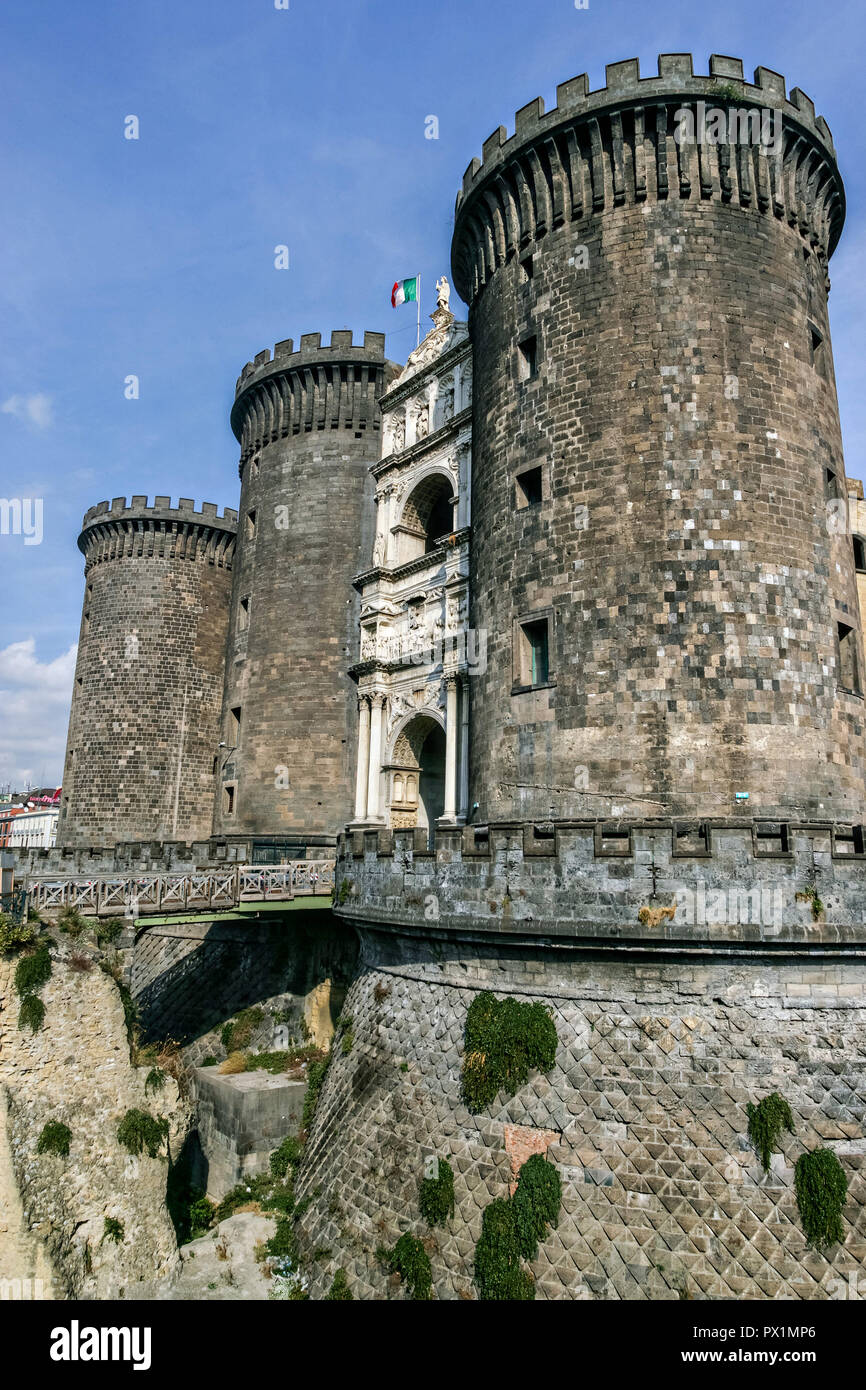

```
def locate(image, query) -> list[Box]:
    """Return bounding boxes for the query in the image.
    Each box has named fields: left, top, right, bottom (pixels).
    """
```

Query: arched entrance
left=387, top=713, right=446, bottom=845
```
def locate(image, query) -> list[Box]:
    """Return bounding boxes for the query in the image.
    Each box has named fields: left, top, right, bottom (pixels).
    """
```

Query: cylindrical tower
left=212, top=331, right=399, bottom=848
left=452, top=53, right=864, bottom=824
left=57, top=497, right=237, bottom=846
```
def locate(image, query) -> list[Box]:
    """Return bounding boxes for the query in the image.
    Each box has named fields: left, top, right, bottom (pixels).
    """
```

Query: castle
left=47, top=55, right=866, bottom=1300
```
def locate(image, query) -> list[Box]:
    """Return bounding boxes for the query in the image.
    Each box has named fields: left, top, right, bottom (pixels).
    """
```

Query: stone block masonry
left=293, top=937, right=866, bottom=1300
left=213, top=332, right=401, bottom=845
left=57, top=498, right=237, bottom=848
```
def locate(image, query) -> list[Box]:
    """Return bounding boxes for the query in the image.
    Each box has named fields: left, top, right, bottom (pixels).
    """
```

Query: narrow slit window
left=239, top=596, right=250, bottom=630
left=223, top=785, right=236, bottom=816
left=825, top=468, right=840, bottom=500
left=838, top=622, right=861, bottom=694
left=518, top=335, right=538, bottom=382
left=520, top=255, right=534, bottom=282
left=516, top=466, right=543, bottom=509
left=245, top=509, right=257, bottom=540
left=809, top=321, right=824, bottom=371
left=853, top=535, right=866, bottom=573
left=229, top=706, right=242, bottom=743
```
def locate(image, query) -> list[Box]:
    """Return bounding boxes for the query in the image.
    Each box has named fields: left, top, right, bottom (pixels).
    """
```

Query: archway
left=397, top=474, right=454, bottom=561
left=387, top=712, right=446, bottom=844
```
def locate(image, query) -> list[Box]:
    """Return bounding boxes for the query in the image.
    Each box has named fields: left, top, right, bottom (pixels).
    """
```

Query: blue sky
left=0, top=0, right=864, bottom=788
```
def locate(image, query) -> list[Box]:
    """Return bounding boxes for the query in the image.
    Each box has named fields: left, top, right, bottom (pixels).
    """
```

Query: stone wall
left=213, top=331, right=400, bottom=843
left=190, top=1068, right=306, bottom=1200
left=58, top=498, right=237, bottom=847
left=130, top=908, right=357, bottom=1045
left=293, top=930, right=866, bottom=1300
left=337, top=821, right=866, bottom=937
left=451, top=55, right=865, bottom=826
left=0, top=941, right=188, bottom=1299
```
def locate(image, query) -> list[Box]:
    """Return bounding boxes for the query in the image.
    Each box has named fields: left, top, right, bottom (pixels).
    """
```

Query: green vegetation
left=14, top=941, right=52, bottom=997
left=474, top=1199, right=535, bottom=1301
left=302, top=1056, right=330, bottom=1131
left=419, top=1157, right=455, bottom=1228
left=747, top=1092, right=795, bottom=1172
left=795, top=1148, right=847, bottom=1249
left=95, top=918, right=123, bottom=946
left=341, top=1030, right=354, bottom=1055
left=145, top=1068, right=166, bottom=1095
left=270, top=1135, right=302, bottom=1181
left=100, top=960, right=140, bottom=1051
left=202, top=1056, right=217, bottom=1066
left=220, top=1007, right=265, bottom=1052
left=117, top=1108, right=169, bottom=1159
left=57, top=904, right=87, bottom=938
left=102, top=1217, right=124, bottom=1245
left=334, top=878, right=352, bottom=906
left=383, top=1233, right=432, bottom=1301
left=266, top=1216, right=298, bottom=1262
left=0, top=915, right=36, bottom=955
left=474, top=1154, right=561, bottom=1301
left=18, top=995, right=45, bottom=1033
left=36, top=1121, right=71, bottom=1157
left=512, top=1154, right=561, bottom=1259
left=326, top=1269, right=353, bottom=1300
left=461, top=991, right=558, bottom=1112
left=796, top=885, right=826, bottom=922
left=188, top=1196, right=216, bottom=1238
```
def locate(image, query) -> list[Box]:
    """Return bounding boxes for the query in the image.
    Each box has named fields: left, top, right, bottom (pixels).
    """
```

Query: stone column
left=366, top=693, right=385, bottom=821
left=354, top=696, right=371, bottom=821
left=443, top=676, right=459, bottom=821
left=459, top=675, right=470, bottom=818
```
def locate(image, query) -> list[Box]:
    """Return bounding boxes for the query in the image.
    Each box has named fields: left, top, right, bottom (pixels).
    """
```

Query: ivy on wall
left=461, top=991, right=558, bottom=1113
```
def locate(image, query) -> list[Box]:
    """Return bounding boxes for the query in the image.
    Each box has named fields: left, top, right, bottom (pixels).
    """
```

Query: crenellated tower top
left=452, top=53, right=845, bottom=304
left=231, top=329, right=400, bottom=467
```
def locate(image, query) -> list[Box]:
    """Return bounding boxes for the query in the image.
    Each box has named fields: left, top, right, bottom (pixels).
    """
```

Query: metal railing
left=25, top=861, right=336, bottom=918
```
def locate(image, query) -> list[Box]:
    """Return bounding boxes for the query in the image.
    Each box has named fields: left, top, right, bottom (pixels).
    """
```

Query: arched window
left=398, top=475, right=454, bottom=561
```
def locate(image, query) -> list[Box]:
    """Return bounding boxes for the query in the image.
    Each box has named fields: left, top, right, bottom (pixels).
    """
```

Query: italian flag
left=391, top=276, right=419, bottom=308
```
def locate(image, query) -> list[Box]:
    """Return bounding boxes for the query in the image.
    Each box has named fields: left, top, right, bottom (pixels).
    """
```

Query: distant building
left=2, top=806, right=59, bottom=848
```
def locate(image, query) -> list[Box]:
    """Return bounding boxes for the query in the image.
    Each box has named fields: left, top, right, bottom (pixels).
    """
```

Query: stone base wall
left=190, top=1069, right=306, bottom=1200
left=294, top=931, right=866, bottom=1300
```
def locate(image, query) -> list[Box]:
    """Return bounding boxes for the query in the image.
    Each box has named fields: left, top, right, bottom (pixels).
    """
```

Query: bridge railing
left=25, top=861, right=335, bottom=918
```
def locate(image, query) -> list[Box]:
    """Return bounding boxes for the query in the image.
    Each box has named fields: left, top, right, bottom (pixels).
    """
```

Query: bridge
left=23, top=860, right=336, bottom=919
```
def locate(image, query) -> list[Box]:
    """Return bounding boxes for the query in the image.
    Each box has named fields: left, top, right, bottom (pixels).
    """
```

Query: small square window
left=838, top=622, right=861, bottom=694
left=517, top=617, right=551, bottom=688
left=515, top=466, right=543, bottom=509
left=245, top=509, right=257, bottom=539
left=518, top=335, right=538, bottom=382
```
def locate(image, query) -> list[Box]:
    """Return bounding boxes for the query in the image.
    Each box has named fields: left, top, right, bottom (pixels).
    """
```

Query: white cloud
left=0, top=639, right=76, bottom=790
left=1, top=393, right=54, bottom=430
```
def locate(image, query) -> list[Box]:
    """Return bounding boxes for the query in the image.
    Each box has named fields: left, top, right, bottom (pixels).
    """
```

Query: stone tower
left=212, top=331, right=399, bottom=851
left=450, top=54, right=863, bottom=826
left=57, top=497, right=237, bottom=847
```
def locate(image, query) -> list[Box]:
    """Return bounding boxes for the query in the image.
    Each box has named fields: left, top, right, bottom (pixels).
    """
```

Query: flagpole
left=417, top=273, right=421, bottom=348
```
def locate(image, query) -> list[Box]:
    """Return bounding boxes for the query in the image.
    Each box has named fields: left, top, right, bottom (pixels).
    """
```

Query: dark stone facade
left=57, top=498, right=237, bottom=847
left=451, top=54, right=864, bottom=826
left=212, top=332, right=399, bottom=846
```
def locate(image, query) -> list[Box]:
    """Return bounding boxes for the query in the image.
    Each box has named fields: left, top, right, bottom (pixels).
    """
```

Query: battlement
left=231, top=329, right=398, bottom=460
left=235, top=329, right=389, bottom=397
left=78, top=496, right=237, bottom=568
left=336, top=818, right=866, bottom=947
left=81, top=496, right=238, bottom=530
left=452, top=53, right=845, bottom=304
